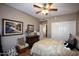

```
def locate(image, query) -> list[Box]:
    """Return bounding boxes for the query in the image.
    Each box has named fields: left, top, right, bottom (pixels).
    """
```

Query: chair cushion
left=17, top=43, right=29, bottom=49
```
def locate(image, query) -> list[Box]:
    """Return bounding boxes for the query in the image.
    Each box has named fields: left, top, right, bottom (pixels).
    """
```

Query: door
left=40, top=24, right=47, bottom=39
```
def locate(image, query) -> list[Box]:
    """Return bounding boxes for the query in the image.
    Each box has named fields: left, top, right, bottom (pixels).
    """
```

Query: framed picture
left=2, top=19, right=23, bottom=36
left=27, top=24, right=34, bottom=32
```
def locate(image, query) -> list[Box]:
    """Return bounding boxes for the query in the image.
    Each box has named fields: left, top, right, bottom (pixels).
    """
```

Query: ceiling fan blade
left=49, top=9, right=58, bottom=11
left=33, top=5, right=41, bottom=8
left=36, top=11, right=41, bottom=14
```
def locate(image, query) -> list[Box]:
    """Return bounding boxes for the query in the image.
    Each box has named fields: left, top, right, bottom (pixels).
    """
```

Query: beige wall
left=76, top=11, right=79, bottom=36
left=47, top=13, right=77, bottom=38
left=0, top=4, right=40, bottom=52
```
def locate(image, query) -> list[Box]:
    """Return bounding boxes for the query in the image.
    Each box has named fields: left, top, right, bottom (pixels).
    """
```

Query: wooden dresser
left=26, top=35, right=39, bottom=49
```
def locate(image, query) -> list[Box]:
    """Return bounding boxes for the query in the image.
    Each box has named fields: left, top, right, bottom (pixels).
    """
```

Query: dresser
left=0, top=35, right=3, bottom=54
left=26, top=35, right=39, bottom=49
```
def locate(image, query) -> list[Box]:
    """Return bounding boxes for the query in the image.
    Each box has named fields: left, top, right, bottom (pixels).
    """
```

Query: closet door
left=51, top=21, right=76, bottom=40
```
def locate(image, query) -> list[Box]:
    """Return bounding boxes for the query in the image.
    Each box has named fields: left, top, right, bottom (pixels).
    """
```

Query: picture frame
left=27, top=24, right=34, bottom=32
left=2, top=19, right=23, bottom=36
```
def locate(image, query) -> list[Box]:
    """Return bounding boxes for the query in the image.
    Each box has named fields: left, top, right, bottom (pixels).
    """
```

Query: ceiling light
left=33, top=3, right=57, bottom=15
left=41, top=10, right=49, bottom=15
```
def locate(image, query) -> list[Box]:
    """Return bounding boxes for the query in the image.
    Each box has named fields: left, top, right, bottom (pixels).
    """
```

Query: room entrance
left=40, top=24, right=47, bottom=39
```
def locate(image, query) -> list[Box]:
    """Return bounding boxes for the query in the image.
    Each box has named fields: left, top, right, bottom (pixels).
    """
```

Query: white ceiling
left=6, top=3, right=79, bottom=20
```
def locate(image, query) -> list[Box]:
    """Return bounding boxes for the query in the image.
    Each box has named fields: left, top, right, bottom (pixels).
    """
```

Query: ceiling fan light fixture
left=41, top=10, right=49, bottom=15
left=33, top=3, right=57, bottom=15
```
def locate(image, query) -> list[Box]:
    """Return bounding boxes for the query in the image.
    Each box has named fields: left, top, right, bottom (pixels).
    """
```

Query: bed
left=31, top=38, right=79, bottom=56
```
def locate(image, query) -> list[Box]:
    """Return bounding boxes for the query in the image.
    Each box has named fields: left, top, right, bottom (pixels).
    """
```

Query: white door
left=40, top=24, right=46, bottom=40
left=51, top=21, right=76, bottom=40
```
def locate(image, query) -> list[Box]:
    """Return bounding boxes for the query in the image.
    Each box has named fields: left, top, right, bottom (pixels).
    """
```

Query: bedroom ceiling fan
left=33, top=3, right=58, bottom=15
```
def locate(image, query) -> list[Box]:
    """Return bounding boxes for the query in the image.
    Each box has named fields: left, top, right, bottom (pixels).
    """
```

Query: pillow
left=66, top=38, right=77, bottom=50
left=67, top=34, right=76, bottom=44
left=64, top=34, right=77, bottom=50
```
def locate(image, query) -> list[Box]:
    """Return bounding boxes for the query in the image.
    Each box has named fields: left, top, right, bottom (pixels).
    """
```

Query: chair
left=16, top=37, right=29, bottom=54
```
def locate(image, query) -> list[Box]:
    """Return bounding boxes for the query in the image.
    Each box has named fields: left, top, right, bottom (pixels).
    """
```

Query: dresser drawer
left=26, top=35, right=39, bottom=48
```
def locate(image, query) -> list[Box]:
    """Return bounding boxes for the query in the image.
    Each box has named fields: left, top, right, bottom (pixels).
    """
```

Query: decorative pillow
left=66, top=38, right=77, bottom=50
left=68, top=34, right=75, bottom=44
left=64, top=34, right=77, bottom=50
